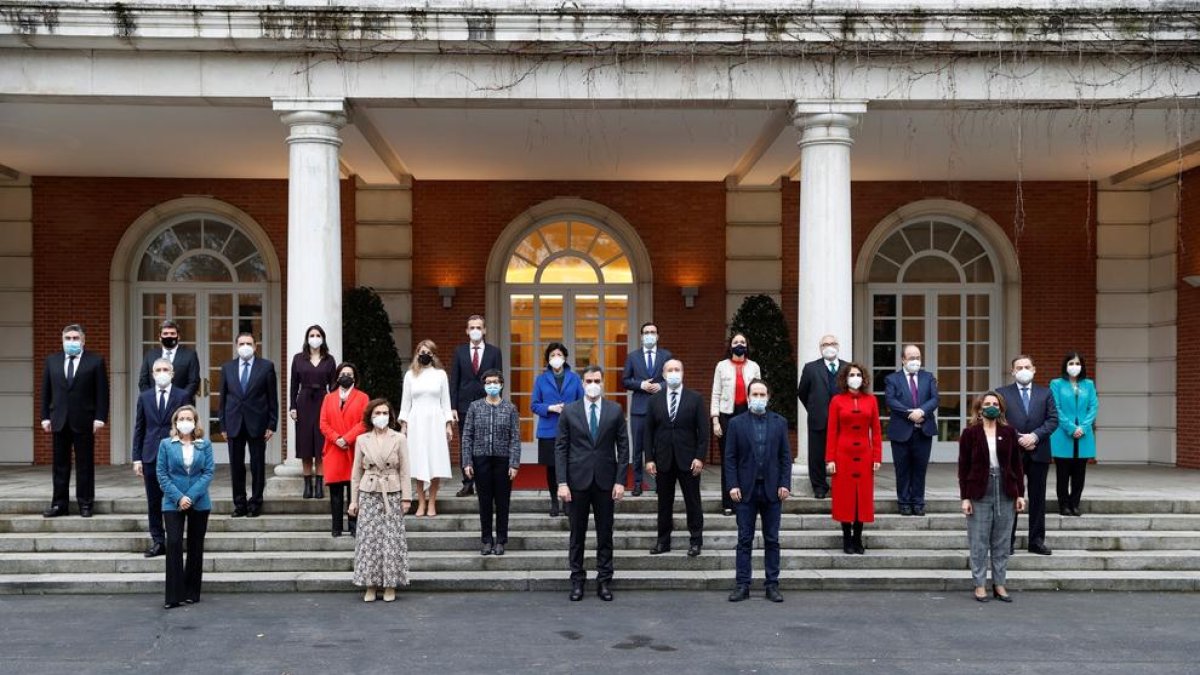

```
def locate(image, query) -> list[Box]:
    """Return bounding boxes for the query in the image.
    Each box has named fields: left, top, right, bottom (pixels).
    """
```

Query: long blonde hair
left=411, top=339, right=444, bottom=374
left=169, top=405, right=206, bottom=440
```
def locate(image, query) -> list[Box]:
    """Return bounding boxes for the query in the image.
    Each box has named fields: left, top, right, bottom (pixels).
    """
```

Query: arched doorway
left=856, top=202, right=1020, bottom=461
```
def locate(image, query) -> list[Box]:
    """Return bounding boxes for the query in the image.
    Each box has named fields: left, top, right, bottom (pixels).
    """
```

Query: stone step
left=4, top=548, right=1199, bottom=575
left=4, top=568, right=1199, bottom=595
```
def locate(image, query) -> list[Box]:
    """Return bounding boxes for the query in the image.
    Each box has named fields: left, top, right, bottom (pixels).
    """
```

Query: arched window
left=137, top=218, right=268, bottom=283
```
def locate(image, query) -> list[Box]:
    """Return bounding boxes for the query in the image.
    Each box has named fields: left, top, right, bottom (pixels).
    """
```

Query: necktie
left=1021, top=387, right=1031, bottom=414
left=589, top=402, right=599, bottom=440
left=829, top=361, right=837, bottom=376
left=909, top=373, right=919, bottom=406
left=240, top=361, right=250, bottom=392
left=646, top=350, right=653, bottom=374
left=669, top=389, right=678, bottom=421
left=158, top=389, right=166, bottom=413
left=165, top=349, right=174, bottom=363
left=471, top=346, right=480, bottom=374
left=66, top=355, right=76, bottom=385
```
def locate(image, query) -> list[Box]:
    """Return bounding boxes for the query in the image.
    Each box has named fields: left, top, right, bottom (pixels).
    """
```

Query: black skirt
left=537, top=437, right=556, bottom=466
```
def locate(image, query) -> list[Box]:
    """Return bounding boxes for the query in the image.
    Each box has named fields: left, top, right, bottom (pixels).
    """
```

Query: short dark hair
left=1011, top=354, right=1033, bottom=368
left=467, top=314, right=485, bottom=326
left=640, top=321, right=658, bottom=334
left=836, top=362, right=870, bottom=392
left=1060, top=351, right=1089, bottom=380
left=582, top=364, right=604, bottom=378
left=62, top=323, right=85, bottom=336
left=747, top=378, right=770, bottom=396
left=335, top=361, right=358, bottom=383
left=544, top=342, right=570, bottom=365
left=160, top=320, right=180, bottom=333
left=236, top=331, right=256, bottom=343
left=363, top=398, right=395, bottom=431
left=481, top=368, right=503, bottom=384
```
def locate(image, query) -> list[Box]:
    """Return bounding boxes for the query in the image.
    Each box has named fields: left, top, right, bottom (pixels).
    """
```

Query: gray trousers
left=967, top=468, right=1016, bottom=588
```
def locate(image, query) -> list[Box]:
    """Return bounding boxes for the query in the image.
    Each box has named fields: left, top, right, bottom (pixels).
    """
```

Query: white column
left=792, top=101, right=866, bottom=478
left=272, top=98, right=346, bottom=476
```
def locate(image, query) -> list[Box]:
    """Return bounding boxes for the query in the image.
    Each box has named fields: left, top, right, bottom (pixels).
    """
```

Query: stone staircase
left=3, top=492, right=1200, bottom=594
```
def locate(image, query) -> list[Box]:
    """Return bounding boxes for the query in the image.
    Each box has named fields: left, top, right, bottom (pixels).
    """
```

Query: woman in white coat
left=710, top=332, right=761, bottom=515
left=399, top=339, right=454, bottom=517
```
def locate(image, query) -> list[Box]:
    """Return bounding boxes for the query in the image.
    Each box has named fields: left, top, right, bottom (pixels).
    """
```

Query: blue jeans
left=735, top=482, right=781, bottom=587
left=892, top=432, right=933, bottom=508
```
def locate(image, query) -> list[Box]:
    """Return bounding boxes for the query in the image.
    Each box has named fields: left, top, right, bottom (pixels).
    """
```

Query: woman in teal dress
left=1049, top=352, right=1099, bottom=517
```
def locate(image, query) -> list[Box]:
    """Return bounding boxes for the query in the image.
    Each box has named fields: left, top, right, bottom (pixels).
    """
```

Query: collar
left=157, top=384, right=172, bottom=395
left=240, top=357, right=255, bottom=368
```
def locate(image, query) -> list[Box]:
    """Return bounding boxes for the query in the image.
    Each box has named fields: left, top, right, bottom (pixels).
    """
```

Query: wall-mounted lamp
left=438, top=286, right=457, bottom=309
left=1183, top=275, right=1200, bottom=288
left=681, top=286, right=700, bottom=309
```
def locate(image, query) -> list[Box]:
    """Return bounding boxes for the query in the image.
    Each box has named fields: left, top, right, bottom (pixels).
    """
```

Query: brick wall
left=1177, top=168, right=1200, bottom=469
left=31, top=177, right=356, bottom=464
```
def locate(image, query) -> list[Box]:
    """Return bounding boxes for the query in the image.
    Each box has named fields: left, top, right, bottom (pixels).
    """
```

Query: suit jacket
left=554, top=398, right=630, bottom=491
left=218, top=357, right=279, bottom=439
left=796, top=357, right=848, bottom=430
left=957, top=423, right=1024, bottom=500
left=622, top=346, right=673, bottom=416
left=156, top=437, right=215, bottom=512
left=41, top=350, right=110, bottom=434
left=449, top=342, right=503, bottom=415
left=1049, top=378, right=1099, bottom=459
left=132, top=385, right=190, bottom=464
left=723, top=411, right=793, bottom=502
left=351, top=429, right=412, bottom=502
left=530, top=367, right=585, bottom=439
left=884, top=369, right=939, bottom=441
left=997, top=382, right=1059, bottom=463
left=136, top=346, right=201, bottom=402
left=643, top=386, right=709, bottom=472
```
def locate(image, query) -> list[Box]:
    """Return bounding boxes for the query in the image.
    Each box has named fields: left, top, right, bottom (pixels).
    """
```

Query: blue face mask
left=484, top=384, right=502, bottom=398
left=748, top=398, right=768, bottom=415
left=63, top=340, right=82, bottom=356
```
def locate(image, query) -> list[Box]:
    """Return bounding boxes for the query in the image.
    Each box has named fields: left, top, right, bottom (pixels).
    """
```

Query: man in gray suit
left=556, top=365, right=629, bottom=602
left=998, top=355, right=1059, bottom=556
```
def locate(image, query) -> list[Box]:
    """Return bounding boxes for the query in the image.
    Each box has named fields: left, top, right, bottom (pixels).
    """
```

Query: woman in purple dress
left=290, top=324, right=337, bottom=499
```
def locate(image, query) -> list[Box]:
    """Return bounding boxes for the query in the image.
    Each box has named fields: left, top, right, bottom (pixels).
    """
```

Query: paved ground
left=1, top=590, right=1198, bottom=674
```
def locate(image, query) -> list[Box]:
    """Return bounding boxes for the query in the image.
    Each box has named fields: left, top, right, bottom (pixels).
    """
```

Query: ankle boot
left=314, top=476, right=325, bottom=500
left=852, top=522, right=865, bottom=554
left=330, top=484, right=344, bottom=537
left=303, top=476, right=313, bottom=499
left=549, top=496, right=560, bottom=517
left=348, top=516, right=357, bottom=538
left=841, top=523, right=854, bottom=554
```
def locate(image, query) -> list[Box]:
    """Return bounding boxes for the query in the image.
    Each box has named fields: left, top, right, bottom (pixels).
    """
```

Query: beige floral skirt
left=352, top=491, right=409, bottom=588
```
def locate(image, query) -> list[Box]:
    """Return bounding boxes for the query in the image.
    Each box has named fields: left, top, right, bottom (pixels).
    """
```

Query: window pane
left=872, top=319, right=896, bottom=343
left=171, top=294, right=197, bottom=317
left=224, top=231, right=258, bottom=264
left=938, top=318, right=961, bottom=342
left=931, top=221, right=960, bottom=253
left=876, top=232, right=912, bottom=265
left=952, top=231, right=985, bottom=266
left=171, top=254, right=233, bottom=282
left=869, top=255, right=900, bottom=282
left=174, top=220, right=203, bottom=251
left=600, top=256, right=632, bottom=283
left=539, top=256, right=598, bottom=283
left=902, top=255, right=961, bottom=283
left=540, top=221, right=569, bottom=253
left=967, top=343, right=990, bottom=366
left=235, top=256, right=268, bottom=282
left=901, top=320, right=924, bottom=344
left=938, top=343, right=961, bottom=367
left=505, top=257, right=537, bottom=283
left=966, top=318, right=989, bottom=341
left=902, top=295, right=924, bottom=317
left=902, top=222, right=932, bottom=251
left=202, top=220, right=233, bottom=252
left=966, top=294, right=990, bottom=316
left=963, top=257, right=995, bottom=282
left=937, top=294, right=961, bottom=316
left=967, top=369, right=991, bottom=393
left=937, top=369, right=961, bottom=393
left=209, top=293, right=233, bottom=317
left=509, top=295, right=534, bottom=319
left=873, top=294, right=897, bottom=318
left=590, top=231, right=623, bottom=263
left=570, top=221, right=599, bottom=252
left=873, top=344, right=896, bottom=369
left=514, top=233, right=550, bottom=266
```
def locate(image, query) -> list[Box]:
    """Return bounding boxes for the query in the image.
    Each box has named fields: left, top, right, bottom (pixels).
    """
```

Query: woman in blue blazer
left=156, top=405, right=215, bottom=609
left=529, top=342, right=584, bottom=517
left=1049, top=352, right=1098, bottom=517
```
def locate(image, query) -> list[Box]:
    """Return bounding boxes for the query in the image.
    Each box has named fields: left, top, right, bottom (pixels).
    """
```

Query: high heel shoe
left=992, top=588, right=1012, bottom=603
left=973, top=588, right=989, bottom=603
left=363, top=587, right=378, bottom=602
left=383, top=588, right=396, bottom=602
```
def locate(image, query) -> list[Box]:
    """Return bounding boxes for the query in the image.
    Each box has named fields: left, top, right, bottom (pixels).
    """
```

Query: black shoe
left=912, top=506, right=926, bottom=517
left=992, top=588, right=1013, bottom=603
left=456, top=485, right=475, bottom=497
left=247, top=507, right=261, bottom=518
left=842, top=535, right=855, bottom=555
left=723, top=508, right=734, bottom=517
left=899, top=505, right=913, bottom=516
left=42, top=505, right=66, bottom=518
left=813, top=488, right=829, bottom=499
left=597, top=582, right=613, bottom=601
left=765, top=585, right=784, bottom=603
left=79, top=506, right=93, bottom=518
left=185, top=597, right=199, bottom=605
left=569, top=583, right=584, bottom=601
left=303, top=476, right=313, bottom=499
left=559, top=500, right=569, bottom=517
left=313, top=476, right=325, bottom=500
left=164, top=602, right=182, bottom=610
left=332, top=529, right=343, bottom=538
left=1028, top=542, right=1053, bottom=556
left=493, top=543, right=505, bottom=556
left=852, top=539, right=865, bottom=555
left=974, top=590, right=990, bottom=603
left=1059, top=507, right=1072, bottom=516
left=649, top=543, right=671, bottom=555
left=631, top=487, right=643, bottom=497
left=144, top=542, right=166, bottom=558
left=549, top=500, right=560, bottom=517
left=348, top=519, right=357, bottom=538
left=687, top=544, right=702, bottom=557
left=231, top=508, right=248, bottom=518
left=728, top=585, right=750, bottom=602
left=1070, top=507, right=1082, bottom=517
left=481, top=544, right=494, bottom=556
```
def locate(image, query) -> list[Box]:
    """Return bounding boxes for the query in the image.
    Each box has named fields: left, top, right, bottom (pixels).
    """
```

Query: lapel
left=362, top=430, right=394, bottom=466
left=50, top=353, right=69, bottom=391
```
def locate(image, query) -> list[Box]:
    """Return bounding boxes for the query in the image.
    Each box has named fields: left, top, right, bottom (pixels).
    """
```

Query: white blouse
left=182, top=441, right=195, bottom=469
left=986, top=432, right=998, bottom=469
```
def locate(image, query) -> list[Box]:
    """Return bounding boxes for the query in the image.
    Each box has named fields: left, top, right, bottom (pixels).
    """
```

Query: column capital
left=273, top=98, right=346, bottom=146
left=792, top=101, right=866, bottom=149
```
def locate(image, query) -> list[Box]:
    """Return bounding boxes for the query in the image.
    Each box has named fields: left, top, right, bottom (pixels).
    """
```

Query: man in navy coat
left=724, top=379, right=791, bottom=603
left=884, top=344, right=940, bottom=516
left=218, top=332, right=278, bottom=517
left=449, top=314, right=502, bottom=497
left=621, top=321, right=672, bottom=496
left=132, top=358, right=190, bottom=557
left=998, top=355, right=1059, bottom=556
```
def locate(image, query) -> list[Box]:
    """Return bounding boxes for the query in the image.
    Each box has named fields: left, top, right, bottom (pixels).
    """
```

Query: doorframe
left=110, top=198, right=282, bottom=466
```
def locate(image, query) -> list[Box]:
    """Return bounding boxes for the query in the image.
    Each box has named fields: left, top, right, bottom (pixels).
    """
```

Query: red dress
left=319, top=388, right=369, bottom=484
left=825, top=391, right=883, bottom=523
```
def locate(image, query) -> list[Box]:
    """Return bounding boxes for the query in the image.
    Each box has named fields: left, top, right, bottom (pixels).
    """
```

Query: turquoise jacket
left=1049, top=378, right=1098, bottom=459
left=156, top=437, right=215, bottom=512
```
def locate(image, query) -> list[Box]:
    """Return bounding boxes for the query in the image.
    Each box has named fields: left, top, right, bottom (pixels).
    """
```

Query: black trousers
left=807, top=428, right=830, bottom=491
left=141, top=461, right=164, bottom=545
left=51, top=429, right=95, bottom=510
left=1055, top=458, right=1088, bottom=510
left=568, top=484, right=615, bottom=584
left=474, top=456, right=513, bottom=545
left=655, top=461, right=704, bottom=547
left=1013, top=455, right=1050, bottom=548
left=717, top=404, right=747, bottom=510
left=228, top=431, right=266, bottom=510
left=457, top=418, right=473, bottom=488
left=163, top=509, right=209, bottom=605
left=328, top=481, right=355, bottom=534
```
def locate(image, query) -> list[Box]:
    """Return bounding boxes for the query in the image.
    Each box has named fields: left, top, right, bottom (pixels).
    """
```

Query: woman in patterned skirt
left=348, top=398, right=412, bottom=602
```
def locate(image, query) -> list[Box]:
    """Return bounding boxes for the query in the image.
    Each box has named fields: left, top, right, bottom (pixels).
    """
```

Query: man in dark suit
left=450, top=314, right=502, bottom=497
left=218, top=332, right=278, bottom=517
left=132, top=357, right=190, bottom=557
left=998, top=355, right=1059, bottom=556
left=621, top=321, right=672, bottom=496
left=884, top=344, right=940, bottom=516
left=644, top=359, right=709, bottom=557
left=556, top=365, right=629, bottom=602
left=136, top=319, right=200, bottom=403
left=725, top=379, right=791, bottom=602
left=40, top=323, right=109, bottom=518
left=796, top=334, right=847, bottom=499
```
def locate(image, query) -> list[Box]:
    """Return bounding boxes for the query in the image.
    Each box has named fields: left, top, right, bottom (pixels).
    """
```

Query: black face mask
left=337, top=375, right=354, bottom=389
left=161, top=337, right=179, bottom=349
left=418, top=353, right=433, bottom=366
left=731, top=344, right=747, bottom=357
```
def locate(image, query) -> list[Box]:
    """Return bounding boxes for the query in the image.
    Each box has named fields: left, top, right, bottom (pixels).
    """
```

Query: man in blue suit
left=884, top=344, right=939, bottom=516
left=621, top=321, right=672, bottom=496
left=132, top=358, right=190, bottom=557
left=218, top=332, right=278, bottom=517
left=724, top=379, right=791, bottom=603
left=998, top=355, right=1059, bottom=556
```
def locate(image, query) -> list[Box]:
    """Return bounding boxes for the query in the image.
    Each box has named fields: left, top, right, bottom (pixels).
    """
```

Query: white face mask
left=821, top=346, right=838, bottom=361
left=1014, top=369, right=1034, bottom=385
left=153, top=372, right=172, bottom=388
left=176, top=420, right=195, bottom=436
left=468, top=329, right=483, bottom=343
left=1066, top=364, right=1082, bottom=378
left=664, top=372, right=682, bottom=388
left=549, top=356, right=565, bottom=370
left=904, top=359, right=921, bottom=374
left=642, top=333, right=658, bottom=348
left=847, top=375, right=863, bottom=391
left=372, top=415, right=390, bottom=430
left=584, top=383, right=603, bottom=399
left=237, top=345, right=254, bottom=360
left=308, top=336, right=323, bottom=350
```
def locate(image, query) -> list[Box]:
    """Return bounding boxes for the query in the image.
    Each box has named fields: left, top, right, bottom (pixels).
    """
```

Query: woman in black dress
left=290, top=324, right=337, bottom=498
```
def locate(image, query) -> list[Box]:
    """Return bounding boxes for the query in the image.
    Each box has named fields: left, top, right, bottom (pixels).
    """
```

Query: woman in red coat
left=320, top=362, right=369, bottom=537
left=825, top=363, right=883, bottom=554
